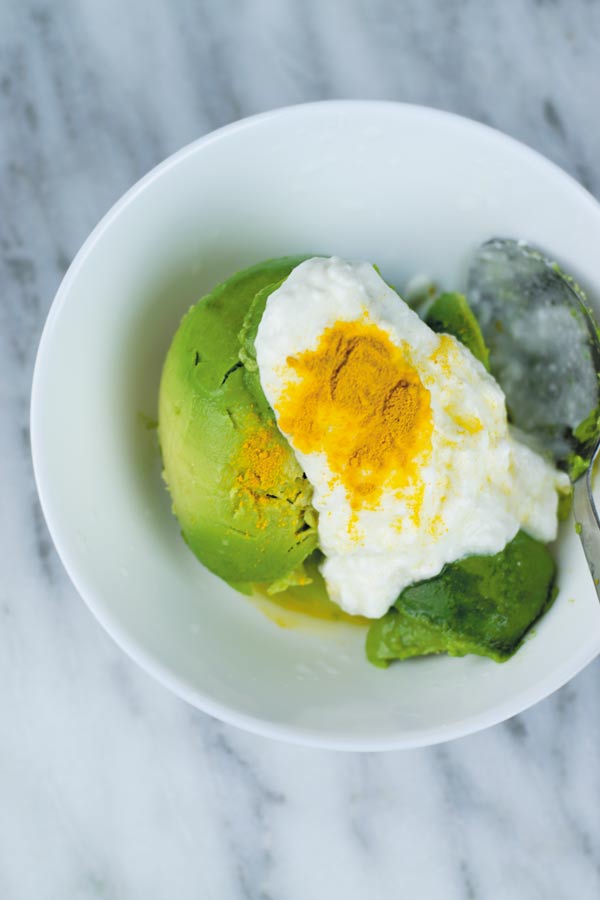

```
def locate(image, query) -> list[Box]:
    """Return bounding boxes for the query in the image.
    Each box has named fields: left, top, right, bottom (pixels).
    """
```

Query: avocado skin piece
left=425, top=291, right=491, bottom=370
left=159, top=257, right=318, bottom=585
left=366, top=531, right=556, bottom=667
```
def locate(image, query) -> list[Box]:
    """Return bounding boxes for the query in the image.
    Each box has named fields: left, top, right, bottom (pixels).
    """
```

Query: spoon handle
left=572, top=444, right=600, bottom=602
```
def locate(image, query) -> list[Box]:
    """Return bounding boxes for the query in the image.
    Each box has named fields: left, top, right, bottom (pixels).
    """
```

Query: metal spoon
left=467, top=238, right=600, bottom=596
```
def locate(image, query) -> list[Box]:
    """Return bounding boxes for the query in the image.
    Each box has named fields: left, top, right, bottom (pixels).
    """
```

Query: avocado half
left=158, top=258, right=317, bottom=589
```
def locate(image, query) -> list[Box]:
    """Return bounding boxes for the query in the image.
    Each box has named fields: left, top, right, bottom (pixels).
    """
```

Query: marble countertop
left=2, top=1, right=600, bottom=897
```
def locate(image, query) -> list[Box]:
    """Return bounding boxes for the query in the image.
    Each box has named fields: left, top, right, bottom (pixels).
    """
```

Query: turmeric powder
left=276, top=319, right=432, bottom=511
left=233, top=426, right=289, bottom=530
left=234, top=420, right=314, bottom=534
left=236, top=426, right=287, bottom=497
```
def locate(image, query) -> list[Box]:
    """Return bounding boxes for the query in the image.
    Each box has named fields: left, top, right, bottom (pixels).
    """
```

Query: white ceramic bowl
left=31, top=101, right=600, bottom=750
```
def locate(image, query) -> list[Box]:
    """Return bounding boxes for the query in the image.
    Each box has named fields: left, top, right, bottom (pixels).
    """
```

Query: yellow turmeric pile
left=276, top=319, right=432, bottom=511
left=234, top=427, right=285, bottom=530
left=236, top=426, right=287, bottom=496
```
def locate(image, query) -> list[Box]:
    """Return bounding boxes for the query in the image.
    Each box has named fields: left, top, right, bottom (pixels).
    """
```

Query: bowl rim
left=31, top=99, right=600, bottom=751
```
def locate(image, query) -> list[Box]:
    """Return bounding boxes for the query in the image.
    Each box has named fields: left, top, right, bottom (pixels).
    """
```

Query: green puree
left=158, top=258, right=559, bottom=667
left=366, top=531, right=556, bottom=667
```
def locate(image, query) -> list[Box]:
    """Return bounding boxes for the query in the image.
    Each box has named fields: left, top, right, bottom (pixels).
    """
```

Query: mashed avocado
left=366, top=530, right=556, bottom=666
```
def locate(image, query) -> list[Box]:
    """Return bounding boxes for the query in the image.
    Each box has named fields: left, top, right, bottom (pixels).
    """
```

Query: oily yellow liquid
left=251, top=556, right=369, bottom=630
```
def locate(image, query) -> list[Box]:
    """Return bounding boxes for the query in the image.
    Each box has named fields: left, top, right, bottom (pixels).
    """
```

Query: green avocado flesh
left=159, top=257, right=318, bottom=586
left=425, top=292, right=491, bottom=370
left=159, top=259, right=558, bottom=668
left=366, top=531, right=556, bottom=667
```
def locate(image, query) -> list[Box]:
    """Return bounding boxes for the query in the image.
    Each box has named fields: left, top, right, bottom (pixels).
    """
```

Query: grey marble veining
left=2, top=1, right=600, bottom=897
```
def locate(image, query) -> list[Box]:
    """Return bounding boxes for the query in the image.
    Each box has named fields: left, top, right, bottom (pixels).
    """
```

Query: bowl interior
left=32, top=102, right=600, bottom=749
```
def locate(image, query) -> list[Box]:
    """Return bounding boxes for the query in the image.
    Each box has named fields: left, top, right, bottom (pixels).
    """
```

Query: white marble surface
left=2, top=0, right=600, bottom=897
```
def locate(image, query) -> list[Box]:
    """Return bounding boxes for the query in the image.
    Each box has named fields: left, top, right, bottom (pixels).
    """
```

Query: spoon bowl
left=467, top=238, right=600, bottom=472
left=468, top=237, right=600, bottom=602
